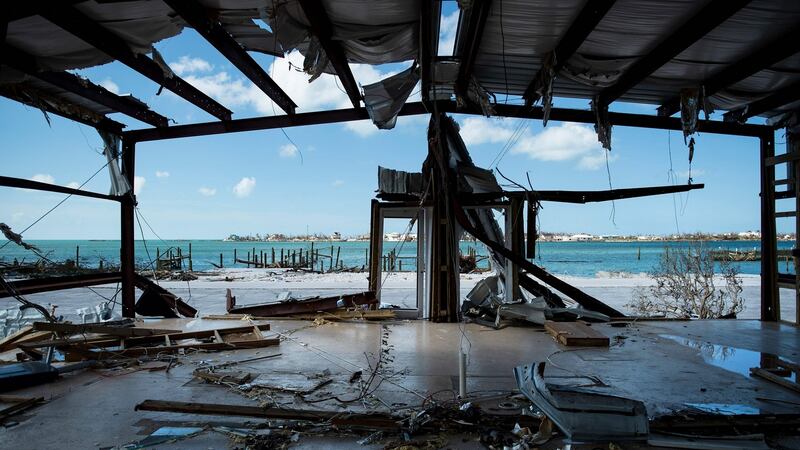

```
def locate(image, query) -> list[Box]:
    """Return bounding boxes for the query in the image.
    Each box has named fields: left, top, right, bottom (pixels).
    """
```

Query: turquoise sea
left=0, top=239, right=793, bottom=277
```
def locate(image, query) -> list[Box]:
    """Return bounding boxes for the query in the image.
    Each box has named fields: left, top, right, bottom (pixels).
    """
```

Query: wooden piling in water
left=335, top=246, right=340, bottom=268
left=189, top=243, right=193, bottom=272
left=76, top=245, right=80, bottom=269
left=271, top=248, right=275, bottom=265
left=219, top=253, right=223, bottom=268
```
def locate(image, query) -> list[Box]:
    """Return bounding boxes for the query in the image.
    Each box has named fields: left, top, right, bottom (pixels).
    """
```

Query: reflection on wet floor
left=662, top=334, right=799, bottom=383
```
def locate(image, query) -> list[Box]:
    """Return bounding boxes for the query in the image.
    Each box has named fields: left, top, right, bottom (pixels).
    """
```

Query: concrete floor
left=1, top=319, right=799, bottom=449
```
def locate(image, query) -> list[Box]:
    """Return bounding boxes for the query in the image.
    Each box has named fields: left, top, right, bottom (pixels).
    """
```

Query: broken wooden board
left=544, top=321, right=609, bottom=347
left=194, top=369, right=252, bottom=385
left=226, top=289, right=378, bottom=317
left=32, top=322, right=181, bottom=337
left=0, top=395, right=44, bottom=422
left=71, top=337, right=280, bottom=360
left=750, top=367, right=800, bottom=394
left=134, top=274, right=197, bottom=318
left=135, top=399, right=399, bottom=429
left=0, top=326, right=35, bottom=353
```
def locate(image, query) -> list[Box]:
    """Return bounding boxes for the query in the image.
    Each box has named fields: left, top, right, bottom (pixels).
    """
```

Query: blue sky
left=0, top=7, right=785, bottom=240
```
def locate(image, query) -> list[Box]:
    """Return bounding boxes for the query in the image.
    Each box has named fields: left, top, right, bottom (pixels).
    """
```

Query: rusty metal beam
left=164, top=0, right=296, bottom=115
left=39, top=4, right=232, bottom=121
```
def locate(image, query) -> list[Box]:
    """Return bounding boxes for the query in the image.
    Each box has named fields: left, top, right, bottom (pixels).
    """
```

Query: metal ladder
left=766, top=141, right=800, bottom=323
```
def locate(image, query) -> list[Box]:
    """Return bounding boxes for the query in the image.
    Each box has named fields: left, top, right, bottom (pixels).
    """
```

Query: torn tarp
left=0, top=223, right=40, bottom=252
left=98, top=130, right=131, bottom=196
left=363, top=65, right=419, bottom=130
left=514, top=362, right=649, bottom=443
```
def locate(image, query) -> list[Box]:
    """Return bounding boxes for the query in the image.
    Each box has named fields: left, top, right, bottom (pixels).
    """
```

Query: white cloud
left=66, top=181, right=81, bottom=189
left=332, top=180, right=345, bottom=187
left=438, top=10, right=460, bottom=56
left=155, top=170, right=170, bottom=178
left=279, top=144, right=298, bottom=158
left=458, top=117, right=517, bottom=146
left=31, top=174, right=55, bottom=184
left=198, top=187, right=217, bottom=197
left=510, top=122, right=614, bottom=170
left=175, top=51, right=402, bottom=136
left=11, top=212, right=24, bottom=222
left=133, top=176, right=146, bottom=195
left=169, top=56, right=213, bottom=76
left=344, top=120, right=380, bottom=137
left=98, top=78, right=119, bottom=94
left=233, top=177, right=256, bottom=198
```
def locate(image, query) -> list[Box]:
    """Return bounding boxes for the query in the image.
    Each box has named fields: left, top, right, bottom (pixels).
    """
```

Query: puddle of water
left=685, top=403, right=761, bottom=415
left=661, top=334, right=798, bottom=382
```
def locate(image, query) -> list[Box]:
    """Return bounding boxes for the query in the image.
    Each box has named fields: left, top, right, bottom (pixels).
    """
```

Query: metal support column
left=121, top=139, right=136, bottom=317
left=760, top=132, right=779, bottom=321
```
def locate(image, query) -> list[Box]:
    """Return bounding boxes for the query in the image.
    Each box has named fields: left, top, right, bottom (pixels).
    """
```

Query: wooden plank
left=135, top=400, right=398, bottom=428
left=0, top=326, right=34, bottom=352
left=193, top=370, right=252, bottom=385
left=0, top=396, right=44, bottom=422
left=80, top=338, right=280, bottom=359
left=544, top=321, right=609, bottom=347
left=750, top=367, right=800, bottom=394
left=32, top=322, right=180, bottom=337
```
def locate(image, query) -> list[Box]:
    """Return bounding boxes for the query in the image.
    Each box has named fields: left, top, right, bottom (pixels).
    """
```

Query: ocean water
left=0, top=239, right=792, bottom=277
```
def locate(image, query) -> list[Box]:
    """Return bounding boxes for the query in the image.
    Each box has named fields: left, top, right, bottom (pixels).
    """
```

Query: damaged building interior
left=1, top=0, right=800, bottom=448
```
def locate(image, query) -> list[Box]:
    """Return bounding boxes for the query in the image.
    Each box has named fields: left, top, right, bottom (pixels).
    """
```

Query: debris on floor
left=225, top=289, right=378, bottom=317
left=514, top=361, right=649, bottom=442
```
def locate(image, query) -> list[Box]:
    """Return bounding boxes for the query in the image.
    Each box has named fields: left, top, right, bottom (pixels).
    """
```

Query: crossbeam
left=0, top=86, right=125, bottom=133
left=465, top=183, right=704, bottom=204
left=659, top=25, right=800, bottom=117
left=39, top=4, right=232, bottom=121
left=0, top=175, right=120, bottom=201
left=523, top=0, right=616, bottom=106
left=164, top=0, right=296, bottom=115
left=598, top=0, right=751, bottom=107
left=124, top=100, right=769, bottom=142
left=298, top=0, right=361, bottom=108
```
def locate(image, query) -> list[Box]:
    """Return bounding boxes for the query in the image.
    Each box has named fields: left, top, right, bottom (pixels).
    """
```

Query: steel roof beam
left=39, top=4, right=233, bottom=121
left=523, top=0, right=616, bottom=106
left=598, top=0, right=751, bottom=107
left=164, top=0, right=296, bottom=115
left=2, top=45, right=168, bottom=127
left=0, top=88, right=126, bottom=133
left=298, top=0, right=361, bottom=108
left=724, top=80, right=800, bottom=123
left=454, top=0, right=492, bottom=97
left=124, top=100, right=769, bottom=142
left=419, top=0, right=441, bottom=102
left=659, top=25, right=800, bottom=117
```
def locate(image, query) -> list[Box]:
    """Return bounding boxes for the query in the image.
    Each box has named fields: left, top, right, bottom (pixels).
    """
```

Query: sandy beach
left=3, top=268, right=796, bottom=323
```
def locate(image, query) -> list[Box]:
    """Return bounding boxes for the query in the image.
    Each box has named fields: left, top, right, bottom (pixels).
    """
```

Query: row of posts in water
left=154, top=242, right=354, bottom=273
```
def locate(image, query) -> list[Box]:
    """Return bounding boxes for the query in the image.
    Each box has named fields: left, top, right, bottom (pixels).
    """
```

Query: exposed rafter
left=2, top=44, right=169, bottom=127
left=0, top=87, right=125, bottom=133
left=124, top=100, right=768, bottom=142
left=419, top=0, right=441, bottom=102
left=0, top=175, right=120, bottom=201
left=597, top=0, right=751, bottom=107
left=298, top=0, right=361, bottom=108
left=523, top=0, right=616, bottom=107
left=164, top=0, right=296, bottom=115
left=38, top=4, right=233, bottom=121
left=454, top=0, right=492, bottom=97
left=659, top=25, right=800, bottom=117
left=724, top=79, right=800, bottom=123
